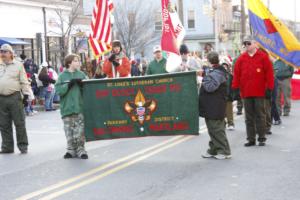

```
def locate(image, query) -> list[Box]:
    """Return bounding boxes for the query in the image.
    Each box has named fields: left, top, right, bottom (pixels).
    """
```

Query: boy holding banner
left=55, top=54, right=88, bottom=159
left=199, top=52, right=232, bottom=160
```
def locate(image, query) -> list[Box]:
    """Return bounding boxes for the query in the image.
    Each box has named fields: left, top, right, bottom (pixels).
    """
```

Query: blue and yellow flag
left=247, top=0, right=300, bottom=68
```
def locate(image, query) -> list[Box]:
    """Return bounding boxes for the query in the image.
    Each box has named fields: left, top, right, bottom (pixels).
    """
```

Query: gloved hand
left=75, top=78, right=83, bottom=88
left=265, top=89, right=272, bottom=99
left=68, top=79, right=78, bottom=89
left=112, top=60, right=120, bottom=67
left=108, top=54, right=116, bottom=62
left=23, top=95, right=29, bottom=106
left=232, top=89, right=241, bottom=101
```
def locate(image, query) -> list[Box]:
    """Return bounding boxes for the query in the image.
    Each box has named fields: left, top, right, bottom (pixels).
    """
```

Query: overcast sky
left=232, top=0, right=299, bottom=22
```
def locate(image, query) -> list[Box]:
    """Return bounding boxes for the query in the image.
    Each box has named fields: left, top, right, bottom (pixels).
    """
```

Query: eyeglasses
left=243, top=41, right=252, bottom=46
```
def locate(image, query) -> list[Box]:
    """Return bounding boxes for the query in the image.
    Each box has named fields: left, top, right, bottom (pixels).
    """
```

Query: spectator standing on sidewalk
left=273, top=59, right=294, bottom=116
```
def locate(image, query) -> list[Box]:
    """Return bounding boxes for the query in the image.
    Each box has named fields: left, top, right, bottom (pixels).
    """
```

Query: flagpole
left=213, top=0, right=219, bottom=52
left=240, top=0, right=246, bottom=41
left=294, top=0, right=297, bottom=33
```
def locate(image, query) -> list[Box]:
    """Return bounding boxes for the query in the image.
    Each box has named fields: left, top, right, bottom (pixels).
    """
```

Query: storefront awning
left=0, top=37, right=30, bottom=46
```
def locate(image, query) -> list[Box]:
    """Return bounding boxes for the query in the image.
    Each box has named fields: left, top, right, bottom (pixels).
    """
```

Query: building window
left=155, top=12, right=162, bottom=31
left=188, top=10, right=195, bottom=29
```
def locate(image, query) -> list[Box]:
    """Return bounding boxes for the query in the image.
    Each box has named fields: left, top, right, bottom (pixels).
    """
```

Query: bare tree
left=113, top=0, right=160, bottom=58
left=50, top=0, right=81, bottom=63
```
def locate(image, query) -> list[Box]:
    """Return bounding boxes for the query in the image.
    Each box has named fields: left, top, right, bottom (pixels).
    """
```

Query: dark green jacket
left=55, top=70, right=86, bottom=118
left=146, top=58, right=167, bottom=75
left=273, top=60, right=294, bottom=80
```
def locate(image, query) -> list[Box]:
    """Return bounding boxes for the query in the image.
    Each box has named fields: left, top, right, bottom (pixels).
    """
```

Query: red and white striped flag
left=89, top=0, right=114, bottom=57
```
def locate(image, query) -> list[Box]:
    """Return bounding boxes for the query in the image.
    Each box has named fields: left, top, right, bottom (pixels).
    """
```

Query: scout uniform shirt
left=146, top=57, right=168, bottom=75
left=0, top=59, right=31, bottom=96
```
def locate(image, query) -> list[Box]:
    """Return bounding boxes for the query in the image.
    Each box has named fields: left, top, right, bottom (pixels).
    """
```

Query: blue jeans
left=271, top=79, right=281, bottom=122
left=41, top=87, right=55, bottom=110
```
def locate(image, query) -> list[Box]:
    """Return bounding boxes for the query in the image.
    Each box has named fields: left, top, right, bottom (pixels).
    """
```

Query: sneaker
left=283, top=113, right=289, bottom=116
left=32, top=110, right=38, bottom=114
left=258, top=142, right=265, bottom=146
left=201, top=152, right=215, bottom=158
left=0, top=150, right=14, bottom=154
left=63, top=152, right=73, bottom=159
left=227, top=125, right=235, bottom=131
left=244, top=141, right=256, bottom=147
left=274, top=120, right=281, bottom=125
left=214, top=154, right=232, bottom=160
left=237, top=111, right=243, bottom=115
left=28, top=112, right=34, bottom=116
left=80, top=154, right=89, bottom=159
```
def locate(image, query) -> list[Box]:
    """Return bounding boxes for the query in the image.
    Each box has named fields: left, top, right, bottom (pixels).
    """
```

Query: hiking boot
left=20, top=149, right=28, bottom=154
left=80, top=154, right=89, bottom=159
left=258, top=142, right=266, bottom=146
left=214, top=154, right=232, bottom=160
left=244, top=141, right=256, bottom=147
left=63, top=152, right=73, bottom=159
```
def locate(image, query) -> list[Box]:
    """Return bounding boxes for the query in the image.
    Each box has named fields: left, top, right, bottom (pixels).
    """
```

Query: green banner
left=83, top=72, right=199, bottom=141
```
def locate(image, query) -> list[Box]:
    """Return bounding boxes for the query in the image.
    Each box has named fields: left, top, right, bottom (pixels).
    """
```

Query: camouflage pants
left=62, top=114, right=86, bottom=157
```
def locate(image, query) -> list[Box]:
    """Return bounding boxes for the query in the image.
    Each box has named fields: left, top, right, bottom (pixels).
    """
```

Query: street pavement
left=0, top=101, right=300, bottom=200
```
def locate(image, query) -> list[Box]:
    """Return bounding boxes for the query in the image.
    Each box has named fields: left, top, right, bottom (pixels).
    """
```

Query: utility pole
left=177, top=0, right=184, bottom=26
left=42, top=7, right=48, bottom=63
left=240, top=0, right=246, bottom=41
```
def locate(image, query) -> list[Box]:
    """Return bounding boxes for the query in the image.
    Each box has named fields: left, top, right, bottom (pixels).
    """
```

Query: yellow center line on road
left=16, top=125, right=206, bottom=200
left=39, top=135, right=196, bottom=200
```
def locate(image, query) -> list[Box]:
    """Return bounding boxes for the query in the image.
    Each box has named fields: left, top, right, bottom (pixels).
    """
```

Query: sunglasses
left=243, top=41, right=252, bottom=46
left=0, top=50, right=9, bottom=53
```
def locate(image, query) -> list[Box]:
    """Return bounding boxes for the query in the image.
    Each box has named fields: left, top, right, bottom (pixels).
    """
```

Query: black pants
left=243, top=98, right=266, bottom=142
left=0, top=92, right=28, bottom=152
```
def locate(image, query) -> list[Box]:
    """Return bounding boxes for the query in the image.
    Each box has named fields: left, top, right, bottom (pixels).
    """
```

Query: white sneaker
left=214, top=154, right=232, bottom=160
left=202, top=152, right=215, bottom=158
left=227, top=125, right=235, bottom=131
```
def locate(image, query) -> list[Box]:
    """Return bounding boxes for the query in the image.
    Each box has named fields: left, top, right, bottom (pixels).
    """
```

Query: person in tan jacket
left=0, top=44, right=31, bottom=154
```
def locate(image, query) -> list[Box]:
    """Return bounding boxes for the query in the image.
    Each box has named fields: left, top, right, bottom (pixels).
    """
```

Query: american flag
left=89, top=0, right=114, bottom=57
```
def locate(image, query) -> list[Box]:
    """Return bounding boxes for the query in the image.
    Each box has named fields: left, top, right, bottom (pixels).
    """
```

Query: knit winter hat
left=179, top=44, right=189, bottom=55
left=112, top=40, right=122, bottom=53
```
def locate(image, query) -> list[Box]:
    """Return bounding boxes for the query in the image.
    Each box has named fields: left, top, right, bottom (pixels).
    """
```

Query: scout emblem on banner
left=247, top=0, right=300, bottom=68
left=83, top=72, right=199, bottom=141
left=124, top=89, right=157, bottom=125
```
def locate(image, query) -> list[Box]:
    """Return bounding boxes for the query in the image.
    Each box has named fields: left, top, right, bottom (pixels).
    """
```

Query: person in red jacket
left=103, top=40, right=131, bottom=78
left=232, top=35, right=274, bottom=147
